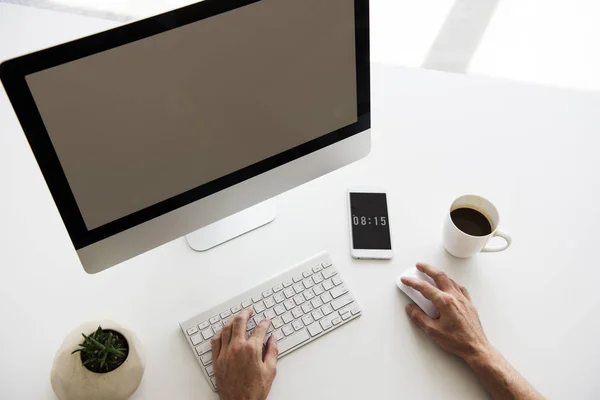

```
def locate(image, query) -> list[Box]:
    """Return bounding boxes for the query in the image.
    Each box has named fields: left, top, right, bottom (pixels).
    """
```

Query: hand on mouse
left=400, top=263, right=489, bottom=362
left=212, top=308, right=278, bottom=400
left=401, top=263, right=545, bottom=400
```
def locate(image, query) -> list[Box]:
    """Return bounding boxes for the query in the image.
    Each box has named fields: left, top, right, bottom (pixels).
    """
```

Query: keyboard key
left=292, top=307, right=304, bottom=319
left=330, top=284, right=348, bottom=299
left=254, top=301, right=266, bottom=313
left=311, top=297, right=324, bottom=309
left=274, top=329, right=284, bottom=341
left=282, top=324, right=294, bottom=336
left=282, top=280, right=294, bottom=288
left=293, top=283, right=305, bottom=294
left=246, top=319, right=256, bottom=331
left=293, top=276, right=303, bottom=283
left=263, top=289, right=273, bottom=298
left=321, top=304, right=333, bottom=315
left=307, top=322, right=323, bottom=337
left=293, top=295, right=305, bottom=306
left=323, top=279, right=334, bottom=291
left=272, top=316, right=284, bottom=328
left=312, top=310, right=324, bottom=320
left=322, top=268, right=337, bottom=279
left=284, top=299, right=295, bottom=310
left=264, top=297, right=276, bottom=308
left=320, top=318, right=332, bottom=330
left=196, top=341, right=212, bottom=356
left=198, top=321, right=210, bottom=330
left=312, top=264, right=323, bottom=273
left=332, top=275, right=343, bottom=286
left=274, top=292, right=285, bottom=303
left=230, top=305, right=242, bottom=314
left=339, top=303, right=355, bottom=316
left=253, top=313, right=265, bottom=325
left=206, top=364, right=214, bottom=377
left=264, top=309, right=276, bottom=320
left=209, top=315, right=220, bottom=325
left=212, top=322, right=224, bottom=333
left=267, top=324, right=274, bottom=333
left=302, top=270, right=313, bottom=278
left=252, top=295, right=263, bottom=303
left=220, top=310, right=231, bottom=319
left=273, top=284, right=283, bottom=292
left=242, top=300, right=253, bottom=308
left=312, top=272, right=324, bottom=284
left=210, top=377, right=218, bottom=389
left=341, top=312, right=352, bottom=320
left=313, top=284, right=324, bottom=296
left=278, top=329, right=310, bottom=353
left=292, top=319, right=304, bottom=331
left=322, top=261, right=332, bottom=268
left=302, top=315, right=314, bottom=325
left=191, top=333, right=203, bottom=345
left=200, top=351, right=212, bottom=366
left=282, top=312, right=294, bottom=324
left=321, top=292, right=333, bottom=303
left=301, top=303, right=313, bottom=313
left=274, top=304, right=286, bottom=315
left=284, top=288, right=295, bottom=299
left=332, top=294, right=354, bottom=311
left=323, top=311, right=339, bottom=325
left=304, top=290, right=315, bottom=301
left=302, top=278, right=314, bottom=289
left=187, top=326, right=199, bottom=336
left=201, top=328, right=214, bottom=340
left=332, top=317, right=342, bottom=325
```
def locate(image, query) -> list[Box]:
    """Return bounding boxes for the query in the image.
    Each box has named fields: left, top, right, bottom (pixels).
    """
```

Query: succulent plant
left=72, top=326, right=129, bottom=373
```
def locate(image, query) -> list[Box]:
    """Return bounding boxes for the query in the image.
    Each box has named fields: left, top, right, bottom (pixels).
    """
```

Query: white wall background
left=2, top=0, right=600, bottom=92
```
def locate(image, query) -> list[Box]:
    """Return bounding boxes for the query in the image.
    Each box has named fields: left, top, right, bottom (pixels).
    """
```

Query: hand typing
left=212, top=308, right=278, bottom=400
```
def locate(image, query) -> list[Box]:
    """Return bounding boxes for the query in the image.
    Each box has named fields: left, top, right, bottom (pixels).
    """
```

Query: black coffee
left=450, top=207, right=492, bottom=236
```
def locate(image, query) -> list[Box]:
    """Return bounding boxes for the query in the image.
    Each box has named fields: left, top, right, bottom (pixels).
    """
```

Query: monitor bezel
left=0, top=0, right=370, bottom=250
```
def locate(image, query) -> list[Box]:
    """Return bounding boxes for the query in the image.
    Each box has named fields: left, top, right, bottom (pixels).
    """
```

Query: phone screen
left=349, top=192, right=392, bottom=250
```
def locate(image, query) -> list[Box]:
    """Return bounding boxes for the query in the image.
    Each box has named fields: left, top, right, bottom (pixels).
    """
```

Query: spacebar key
left=277, top=329, right=310, bottom=354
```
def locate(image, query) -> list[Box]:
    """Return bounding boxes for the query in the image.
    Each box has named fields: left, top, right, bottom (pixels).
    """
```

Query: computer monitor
left=0, top=0, right=370, bottom=274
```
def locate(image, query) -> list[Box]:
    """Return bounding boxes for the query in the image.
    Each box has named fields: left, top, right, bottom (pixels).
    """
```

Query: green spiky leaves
left=72, top=326, right=129, bottom=373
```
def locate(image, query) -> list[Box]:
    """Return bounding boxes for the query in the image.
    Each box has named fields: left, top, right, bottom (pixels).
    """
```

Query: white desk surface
left=2, top=5, right=600, bottom=400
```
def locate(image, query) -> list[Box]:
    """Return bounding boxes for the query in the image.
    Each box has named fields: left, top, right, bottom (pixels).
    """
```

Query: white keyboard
left=179, top=252, right=363, bottom=392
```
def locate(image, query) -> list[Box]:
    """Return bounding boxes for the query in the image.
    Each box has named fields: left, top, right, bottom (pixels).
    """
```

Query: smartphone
left=348, top=187, right=393, bottom=259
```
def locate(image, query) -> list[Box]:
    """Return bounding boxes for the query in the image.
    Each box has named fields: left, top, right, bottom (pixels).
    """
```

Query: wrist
left=464, top=342, right=497, bottom=369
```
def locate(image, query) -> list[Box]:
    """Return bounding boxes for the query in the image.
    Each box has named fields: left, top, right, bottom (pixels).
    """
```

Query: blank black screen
left=349, top=192, right=391, bottom=250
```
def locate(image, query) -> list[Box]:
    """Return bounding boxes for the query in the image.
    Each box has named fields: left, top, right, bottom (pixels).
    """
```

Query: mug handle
left=482, top=230, right=512, bottom=252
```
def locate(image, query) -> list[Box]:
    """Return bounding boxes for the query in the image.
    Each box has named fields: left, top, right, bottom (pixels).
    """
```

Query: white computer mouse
left=396, top=267, right=439, bottom=318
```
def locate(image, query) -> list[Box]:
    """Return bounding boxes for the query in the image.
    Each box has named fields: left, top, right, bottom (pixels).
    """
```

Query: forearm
left=466, top=346, right=544, bottom=400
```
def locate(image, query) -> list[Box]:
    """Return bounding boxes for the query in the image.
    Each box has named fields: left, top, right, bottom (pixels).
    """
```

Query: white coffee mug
left=443, top=194, right=512, bottom=258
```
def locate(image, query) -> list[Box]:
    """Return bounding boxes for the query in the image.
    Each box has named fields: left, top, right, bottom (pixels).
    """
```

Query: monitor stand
left=185, top=200, right=276, bottom=251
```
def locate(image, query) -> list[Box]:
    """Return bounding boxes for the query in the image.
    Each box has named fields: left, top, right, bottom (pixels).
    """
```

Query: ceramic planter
left=51, top=320, right=145, bottom=400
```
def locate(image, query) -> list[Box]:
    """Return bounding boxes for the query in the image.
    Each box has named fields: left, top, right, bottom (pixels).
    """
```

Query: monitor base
left=185, top=200, right=276, bottom=251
